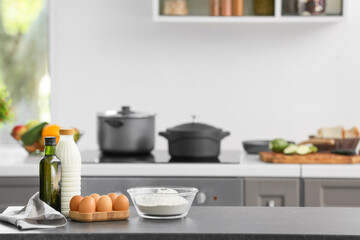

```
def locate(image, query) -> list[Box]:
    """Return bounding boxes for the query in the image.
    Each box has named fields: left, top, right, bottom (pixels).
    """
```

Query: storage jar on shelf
left=254, top=0, right=275, bottom=16
left=210, top=0, right=243, bottom=16
left=298, top=0, right=326, bottom=16
left=163, top=0, right=188, bottom=16
left=210, top=0, right=220, bottom=16
left=220, top=0, right=232, bottom=16
left=282, top=0, right=298, bottom=16
left=232, top=0, right=244, bottom=16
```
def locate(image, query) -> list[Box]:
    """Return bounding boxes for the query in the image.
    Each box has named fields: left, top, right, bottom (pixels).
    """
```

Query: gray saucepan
left=97, top=106, right=155, bottom=154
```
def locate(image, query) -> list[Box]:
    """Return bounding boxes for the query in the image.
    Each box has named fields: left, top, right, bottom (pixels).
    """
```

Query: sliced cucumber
left=296, top=145, right=311, bottom=155
left=283, top=144, right=297, bottom=154
left=309, top=146, right=318, bottom=153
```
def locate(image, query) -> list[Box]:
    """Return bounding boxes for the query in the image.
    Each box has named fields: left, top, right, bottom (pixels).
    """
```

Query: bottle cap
left=59, top=129, right=74, bottom=135
left=44, top=137, right=57, bottom=146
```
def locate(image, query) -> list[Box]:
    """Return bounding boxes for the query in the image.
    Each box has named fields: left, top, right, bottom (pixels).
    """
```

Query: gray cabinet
left=0, top=177, right=242, bottom=211
left=244, top=178, right=300, bottom=207
left=4, top=177, right=360, bottom=210
left=304, top=179, right=360, bottom=207
left=0, top=177, right=38, bottom=212
left=82, top=177, right=243, bottom=206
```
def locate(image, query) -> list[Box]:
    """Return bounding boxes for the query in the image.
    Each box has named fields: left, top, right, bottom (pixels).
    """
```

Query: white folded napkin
left=0, top=192, right=67, bottom=230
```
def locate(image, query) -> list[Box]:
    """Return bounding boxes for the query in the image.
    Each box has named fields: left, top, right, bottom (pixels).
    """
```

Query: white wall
left=50, top=0, right=360, bottom=151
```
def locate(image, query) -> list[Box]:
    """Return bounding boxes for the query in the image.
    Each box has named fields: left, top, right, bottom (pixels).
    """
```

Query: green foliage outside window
left=1, top=0, right=43, bottom=35
left=0, top=83, right=13, bottom=127
left=0, top=0, right=49, bottom=142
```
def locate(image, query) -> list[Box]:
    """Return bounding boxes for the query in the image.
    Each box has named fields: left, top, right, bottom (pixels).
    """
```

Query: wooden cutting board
left=260, top=152, right=360, bottom=164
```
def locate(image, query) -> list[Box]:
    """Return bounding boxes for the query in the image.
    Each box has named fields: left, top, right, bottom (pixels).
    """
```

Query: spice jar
left=163, top=0, right=188, bottom=16
left=298, top=0, right=326, bottom=16
left=210, top=0, right=220, bottom=16
left=233, top=0, right=244, bottom=16
left=254, top=0, right=275, bottom=16
left=282, top=0, right=298, bottom=16
left=221, top=0, right=232, bottom=16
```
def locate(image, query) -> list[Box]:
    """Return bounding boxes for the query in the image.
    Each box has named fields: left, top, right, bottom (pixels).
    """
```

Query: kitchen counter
left=1, top=206, right=360, bottom=240
left=0, top=145, right=300, bottom=177
left=301, top=164, right=360, bottom=178
left=2, top=144, right=360, bottom=178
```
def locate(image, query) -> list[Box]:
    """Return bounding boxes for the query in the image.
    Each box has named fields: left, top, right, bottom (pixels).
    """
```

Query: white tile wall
left=49, top=0, right=360, bottom=151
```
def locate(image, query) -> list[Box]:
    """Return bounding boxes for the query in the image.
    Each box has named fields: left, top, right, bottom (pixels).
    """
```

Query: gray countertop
left=1, top=206, right=360, bottom=239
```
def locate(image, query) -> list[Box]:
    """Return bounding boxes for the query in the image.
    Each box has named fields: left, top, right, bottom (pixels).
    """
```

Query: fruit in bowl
left=25, top=119, right=40, bottom=130
left=11, top=120, right=82, bottom=155
left=42, top=124, right=61, bottom=144
left=11, top=125, right=27, bottom=140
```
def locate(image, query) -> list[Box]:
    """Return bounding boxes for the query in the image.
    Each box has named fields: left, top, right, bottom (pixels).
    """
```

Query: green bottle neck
left=44, top=145, right=56, bottom=156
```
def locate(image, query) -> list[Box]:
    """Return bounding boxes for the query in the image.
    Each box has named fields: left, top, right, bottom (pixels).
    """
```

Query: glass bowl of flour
left=127, top=187, right=198, bottom=219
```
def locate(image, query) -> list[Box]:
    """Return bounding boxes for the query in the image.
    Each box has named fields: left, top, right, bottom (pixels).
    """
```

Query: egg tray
left=69, top=210, right=129, bottom=222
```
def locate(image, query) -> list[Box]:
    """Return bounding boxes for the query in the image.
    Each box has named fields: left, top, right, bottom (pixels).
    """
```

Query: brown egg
left=90, top=193, right=100, bottom=204
left=113, top=194, right=129, bottom=211
left=79, top=196, right=96, bottom=213
left=96, top=195, right=112, bottom=212
left=108, top=192, right=118, bottom=206
left=70, top=195, right=83, bottom=211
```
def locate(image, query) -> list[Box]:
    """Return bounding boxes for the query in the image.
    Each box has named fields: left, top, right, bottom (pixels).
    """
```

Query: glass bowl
left=127, top=186, right=198, bottom=219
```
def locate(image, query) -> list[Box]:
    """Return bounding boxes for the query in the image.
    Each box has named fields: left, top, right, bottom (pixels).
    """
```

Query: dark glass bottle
left=39, top=137, right=61, bottom=212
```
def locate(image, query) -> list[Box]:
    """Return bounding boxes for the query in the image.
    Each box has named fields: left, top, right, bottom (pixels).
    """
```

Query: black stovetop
left=81, top=150, right=240, bottom=164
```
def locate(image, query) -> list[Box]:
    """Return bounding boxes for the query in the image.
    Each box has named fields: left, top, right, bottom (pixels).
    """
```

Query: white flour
left=135, top=188, right=189, bottom=216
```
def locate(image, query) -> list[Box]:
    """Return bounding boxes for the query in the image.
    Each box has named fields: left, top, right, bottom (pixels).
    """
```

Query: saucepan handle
left=159, top=132, right=170, bottom=139
left=220, top=131, right=230, bottom=140
left=105, top=119, right=123, bottom=128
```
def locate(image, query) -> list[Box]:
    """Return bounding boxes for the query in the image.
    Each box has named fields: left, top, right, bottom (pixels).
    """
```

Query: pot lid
left=166, top=122, right=223, bottom=135
left=98, top=106, right=154, bottom=119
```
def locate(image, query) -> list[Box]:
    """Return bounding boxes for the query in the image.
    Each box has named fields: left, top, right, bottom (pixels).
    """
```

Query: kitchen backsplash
left=49, top=0, right=360, bottom=151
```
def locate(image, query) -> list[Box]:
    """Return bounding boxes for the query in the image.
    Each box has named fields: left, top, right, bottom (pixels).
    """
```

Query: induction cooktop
left=81, top=150, right=240, bottom=164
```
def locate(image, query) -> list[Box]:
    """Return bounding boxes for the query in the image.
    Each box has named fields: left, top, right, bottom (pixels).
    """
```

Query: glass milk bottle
left=56, top=129, right=81, bottom=217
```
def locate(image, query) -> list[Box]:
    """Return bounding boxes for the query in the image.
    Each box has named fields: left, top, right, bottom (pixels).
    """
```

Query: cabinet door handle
left=267, top=200, right=275, bottom=207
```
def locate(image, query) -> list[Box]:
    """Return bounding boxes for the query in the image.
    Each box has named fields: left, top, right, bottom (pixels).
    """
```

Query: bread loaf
left=344, top=127, right=359, bottom=138
left=317, top=126, right=345, bottom=139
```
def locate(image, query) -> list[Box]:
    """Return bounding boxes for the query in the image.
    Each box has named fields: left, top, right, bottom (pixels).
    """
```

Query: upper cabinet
left=153, top=0, right=346, bottom=23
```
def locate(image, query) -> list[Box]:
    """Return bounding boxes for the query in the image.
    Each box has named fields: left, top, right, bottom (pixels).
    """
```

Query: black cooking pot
left=159, top=122, right=230, bottom=158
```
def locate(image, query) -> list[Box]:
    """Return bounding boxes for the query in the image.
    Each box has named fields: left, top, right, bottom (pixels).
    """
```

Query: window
left=0, top=0, right=49, bottom=144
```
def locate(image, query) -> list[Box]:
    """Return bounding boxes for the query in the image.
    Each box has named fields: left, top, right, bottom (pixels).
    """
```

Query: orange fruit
left=41, top=124, right=61, bottom=144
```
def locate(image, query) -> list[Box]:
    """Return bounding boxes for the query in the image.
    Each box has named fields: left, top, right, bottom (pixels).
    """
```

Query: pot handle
left=105, top=119, right=123, bottom=128
left=159, top=132, right=169, bottom=139
left=220, top=131, right=230, bottom=140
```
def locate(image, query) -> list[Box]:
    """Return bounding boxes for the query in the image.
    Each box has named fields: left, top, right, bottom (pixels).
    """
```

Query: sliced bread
left=317, top=126, right=345, bottom=139
left=344, top=127, right=360, bottom=138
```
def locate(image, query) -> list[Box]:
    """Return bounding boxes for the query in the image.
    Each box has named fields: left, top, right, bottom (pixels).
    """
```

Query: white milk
left=56, top=129, right=81, bottom=217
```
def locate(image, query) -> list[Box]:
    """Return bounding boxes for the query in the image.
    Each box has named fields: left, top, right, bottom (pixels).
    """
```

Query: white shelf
left=153, top=16, right=344, bottom=23
left=153, top=0, right=346, bottom=23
